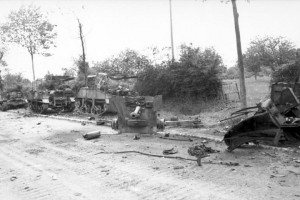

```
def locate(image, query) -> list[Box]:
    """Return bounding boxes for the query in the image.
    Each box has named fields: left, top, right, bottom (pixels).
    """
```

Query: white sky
left=1, top=0, right=300, bottom=80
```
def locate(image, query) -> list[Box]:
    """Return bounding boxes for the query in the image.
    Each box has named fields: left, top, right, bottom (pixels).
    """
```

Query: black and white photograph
left=0, top=0, right=300, bottom=199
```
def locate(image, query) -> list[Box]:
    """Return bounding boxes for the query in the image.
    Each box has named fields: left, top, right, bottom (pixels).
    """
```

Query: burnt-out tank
left=0, top=89, right=27, bottom=111
left=28, top=88, right=76, bottom=114
left=75, top=73, right=138, bottom=115
left=27, top=76, right=76, bottom=114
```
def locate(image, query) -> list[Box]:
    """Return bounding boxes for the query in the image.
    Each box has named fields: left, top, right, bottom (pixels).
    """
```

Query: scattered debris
left=270, top=174, right=285, bottom=178
left=96, top=120, right=105, bottom=125
left=101, top=169, right=110, bottom=172
left=81, top=122, right=86, bottom=126
left=37, top=122, right=41, bottom=125
left=188, top=144, right=219, bottom=166
left=133, top=135, right=140, bottom=140
left=219, top=161, right=240, bottom=166
left=10, top=176, right=17, bottom=181
left=163, top=148, right=178, bottom=155
left=88, top=117, right=95, bottom=120
left=51, top=175, right=58, bottom=180
left=152, top=167, right=159, bottom=170
left=74, top=193, right=82, bottom=196
left=82, top=131, right=101, bottom=140
left=164, top=133, right=170, bottom=137
left=159, top=136, right=193, bottom=142
left=173, top=166, right=184, bottom=170
left=244, top=164, right=252, bottom=167
left=24, top=187, right=29, bottom=190
left=202, top=140, right=208, bottom=144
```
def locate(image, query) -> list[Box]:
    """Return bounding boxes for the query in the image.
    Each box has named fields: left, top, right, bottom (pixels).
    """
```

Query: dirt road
left=0, top=111, right=299, bottom=200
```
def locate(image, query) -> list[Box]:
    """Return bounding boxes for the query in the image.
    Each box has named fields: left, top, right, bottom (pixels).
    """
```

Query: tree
left=1, top=4, right=57, bottom=88
left=272, top=59, right=300, bottom=83
left=0, top=29, right=7, bottom=69
left=77, top=18, right=87, bottom=87
left=135, top=44, right=224, bottom=99
left=92, top=49, right=151, bottom=76
left=244, top=36, right=296, bottom=75
left=2, top=72, right=31, bottom=93
left=243, top=52, right=261, bottom=80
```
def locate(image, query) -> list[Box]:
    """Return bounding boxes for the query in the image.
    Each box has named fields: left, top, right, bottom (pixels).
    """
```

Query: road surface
left=0, top=111, right=299, bottom=200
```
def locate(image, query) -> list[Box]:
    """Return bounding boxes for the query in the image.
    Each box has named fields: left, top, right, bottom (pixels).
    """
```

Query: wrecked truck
left=224, top=81, right=300, bottom=151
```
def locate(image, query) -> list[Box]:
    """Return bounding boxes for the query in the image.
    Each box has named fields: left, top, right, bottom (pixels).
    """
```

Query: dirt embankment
left=0, top=111, right=300, bottom=200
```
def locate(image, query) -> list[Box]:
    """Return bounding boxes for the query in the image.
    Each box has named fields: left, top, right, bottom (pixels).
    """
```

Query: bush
left=135, top=45, right=223, bottom=100
left=271, top=60, right=300, bottom=83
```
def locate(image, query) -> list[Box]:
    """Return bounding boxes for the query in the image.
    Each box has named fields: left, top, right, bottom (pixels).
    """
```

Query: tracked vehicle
left=0, top=89, right=27, bottom=111
left=75, top=73, right=137, bottom=115
left=27, top=76, right=76, bottom=114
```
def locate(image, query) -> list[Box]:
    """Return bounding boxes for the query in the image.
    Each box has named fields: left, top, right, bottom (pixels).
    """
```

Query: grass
left=159, top=76, right=271, bottom=127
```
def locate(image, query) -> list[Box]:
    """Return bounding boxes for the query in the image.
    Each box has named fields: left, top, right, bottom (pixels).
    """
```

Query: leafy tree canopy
left=244, top=36, right=297, bottom=77
left=92, top=49, right=151, bottom=76
left=135, top=44, right=224, bottom=99
left=1, top=4, right=57, bottom=56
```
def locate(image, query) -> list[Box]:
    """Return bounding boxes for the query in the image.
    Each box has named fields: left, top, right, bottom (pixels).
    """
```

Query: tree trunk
left=231, top=0, right=247, bottom=108
left=78, top=19, right=87, bottom=87
left=30, top=52, right=36, bottom=89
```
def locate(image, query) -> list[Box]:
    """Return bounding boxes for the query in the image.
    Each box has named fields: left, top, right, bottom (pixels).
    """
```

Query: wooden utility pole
left=77, top=19, right=87, bottom=87
left=231, top=0, right=247, bottom=108
left=169, top=0, right=175, bottom=63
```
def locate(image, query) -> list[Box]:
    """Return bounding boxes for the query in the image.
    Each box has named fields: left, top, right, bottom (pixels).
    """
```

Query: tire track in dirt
left=0, top=147, right=88, bottom=200
left=39, top=142, right=242, bottom=200
left=1, top=140, right=242, bottom=200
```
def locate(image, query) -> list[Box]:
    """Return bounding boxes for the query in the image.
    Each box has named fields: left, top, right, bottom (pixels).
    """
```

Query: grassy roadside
left=159, top=76, right=271, bottom=128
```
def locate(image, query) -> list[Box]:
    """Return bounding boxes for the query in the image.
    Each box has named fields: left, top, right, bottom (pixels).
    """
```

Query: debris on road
left=188, top=144, right=220, bottom=166
left=270, top=174, right=286, bottom=178
left=159, top=135, right=193, bottom=142
left=173, top=166, right=184, bottom=170
left=96, top=120, right=105, bottom=125
left=163, top=148, right=178, bottom=155
left=219, top=161, right=240, bottom=166
left=51, top=175, right=58, bottom=180
left=82, top=131, right=101, bottom=140
left=133, top=135, right=140, bottom=140
left=10, top=176, right=17, bottom=181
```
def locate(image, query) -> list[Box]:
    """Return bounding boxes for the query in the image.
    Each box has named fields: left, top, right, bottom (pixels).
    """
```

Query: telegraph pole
left=169, top=0, right=175, bottom=63
left=231, top=0, right=247, bottom=108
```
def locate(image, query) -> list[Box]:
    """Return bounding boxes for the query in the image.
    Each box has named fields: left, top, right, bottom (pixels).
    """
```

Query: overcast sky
left=1, top=0, right=300, bottom=80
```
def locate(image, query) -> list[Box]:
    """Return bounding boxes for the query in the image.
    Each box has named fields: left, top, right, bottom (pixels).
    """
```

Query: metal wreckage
left=224, top=81, right=300, bottom=151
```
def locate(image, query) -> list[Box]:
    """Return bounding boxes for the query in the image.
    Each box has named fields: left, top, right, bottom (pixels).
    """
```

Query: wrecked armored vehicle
left=0, top=89, right=27, bottom=111
left=224, top=81, right=300, bottom=151
left=75, top=73, right=138, bottom=115
left=28, top=76, right=76, bottom=114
